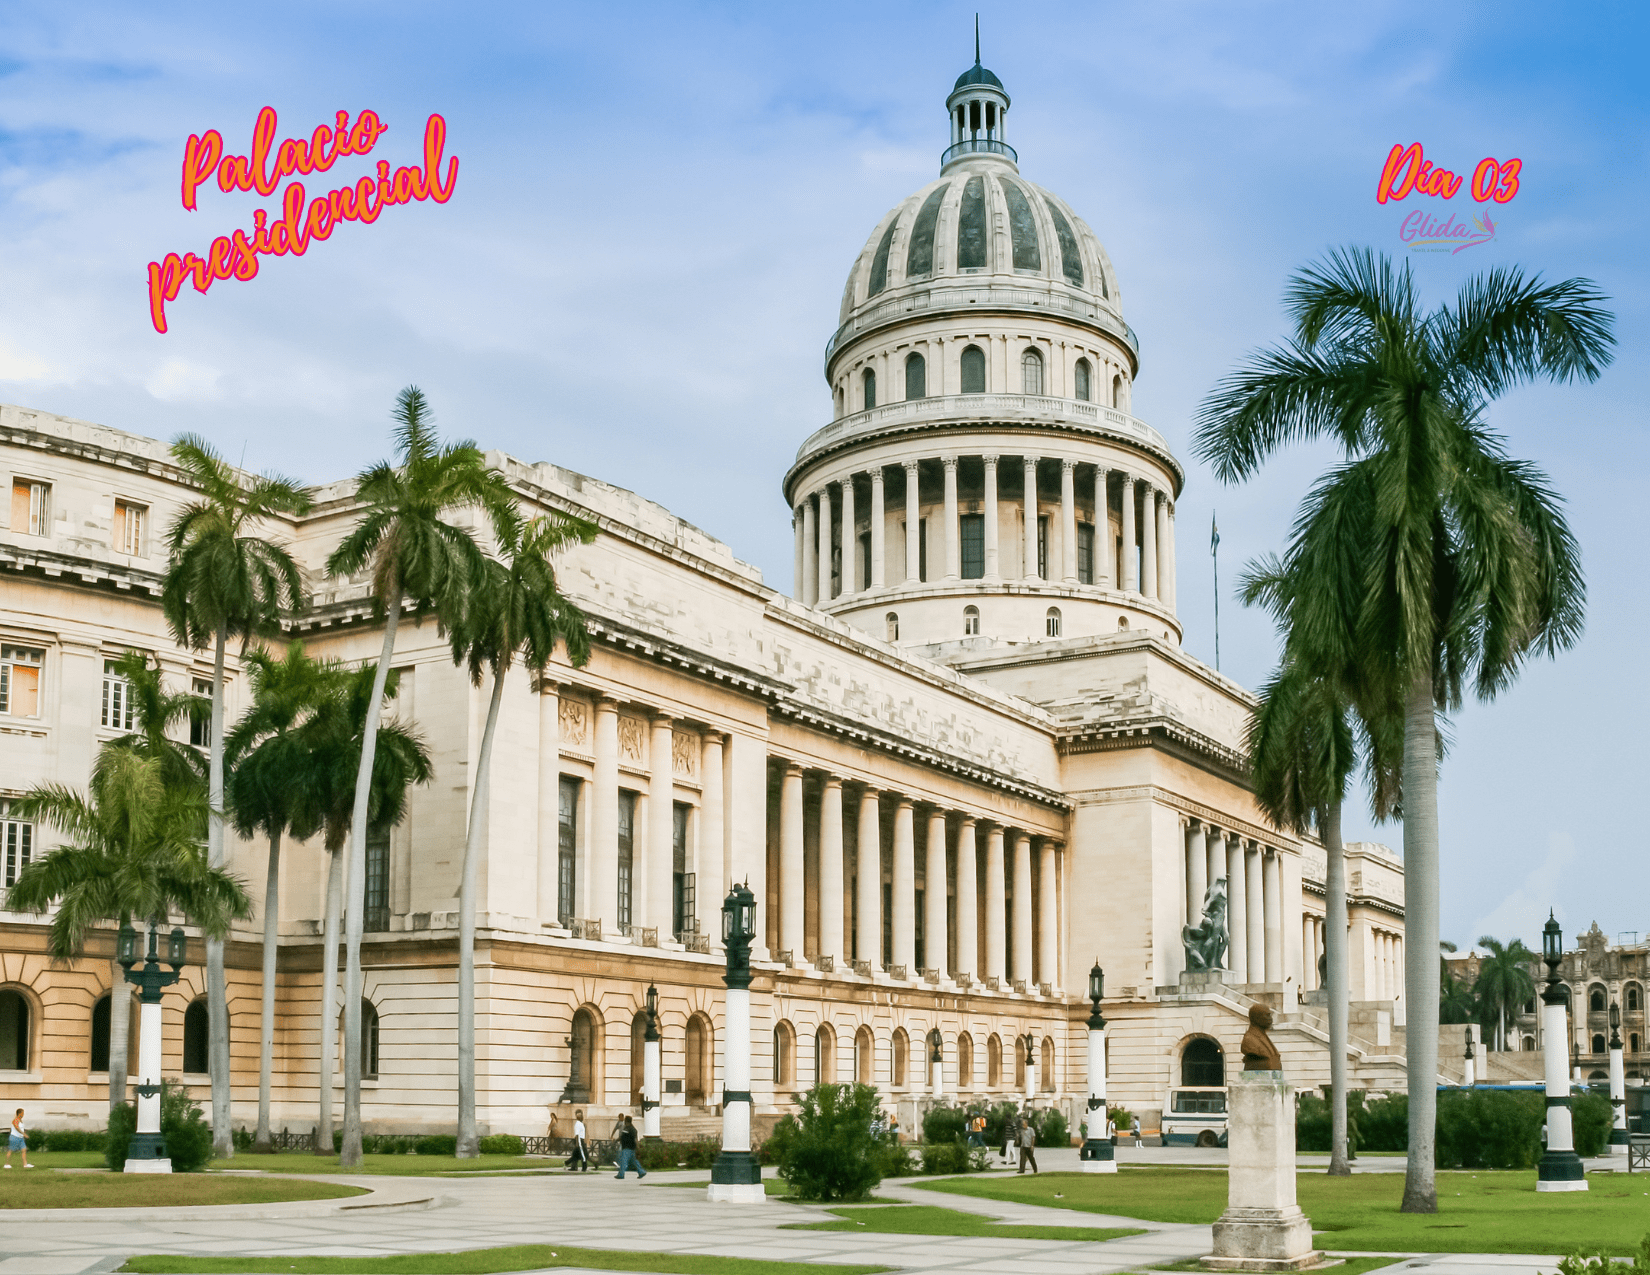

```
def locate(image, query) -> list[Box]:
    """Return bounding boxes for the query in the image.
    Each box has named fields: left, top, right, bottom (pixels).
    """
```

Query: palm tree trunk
left=1400, top=667, right=1440, bottom=1214
left=317, top=842, right=343, bottom=1155
left=1323, top=798, right=1351, bottom=1176
left=108, top=954, right=132, bottom=1117
left=341, top=591, right=401, bottom=1168
left=457, top=667, right=506, bottom=1159
left=206, top=620, right=234, bottom=1159
left=255, top=828, right=281, bottom=1153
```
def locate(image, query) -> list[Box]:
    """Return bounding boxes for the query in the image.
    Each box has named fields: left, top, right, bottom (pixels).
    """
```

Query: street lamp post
left=929, top=1032, right=944, bottom=1103
left=1463, top=1026, right=1475, bottom=1088
left=642, top=983, right=662, bottom=1143
left=118, top=918, right=187, bottom=1173
left=1537, top=912, right=1587, bottom=1192
left=1023, top=1033, right=1038, bottom=1103
left=708, top=882, right=764, bottom=1202
left=1080, top=962, right=1116, bottom=1173
left=1609, top=1000, right=1628, bottom=1152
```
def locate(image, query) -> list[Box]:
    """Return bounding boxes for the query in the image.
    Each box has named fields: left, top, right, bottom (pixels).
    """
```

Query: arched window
left=963, top=605, right=980, bottom=636
left=1591, top=987, right=1607, bottom=1013
left=1118, top=616, right=1129, bottom=630
left=1593, top=1034, right=1608, bottom=1054
left=1181, top=1037, right=1224, bottom=1087
left=885, top=613, right=900, bottom=642
left=631, top=1009, right=650, bottom=1107
left=960, top=345, right=986, bottom=395
left=1522, top=1035, right=1536, bottom=1052
left=1633, top=1033, right=1642, bottom=1054
left=567, top=1005, right=599, bottom=1105
left=815, top=1024, right=835, bottom=1084
left=1040, top=1037, right=1055, bottom=1091
left=182, top=999, right=210, bottom=1075
left=1021, top=347, right=1044, bottom=395
left=957, top=1032, right=973, bottom=1089
left=1074, top=358, right=1092, bottom=402
left=773, top=1021, right=794, bottom=1087
left=987, top=1033, right=1001, bottom=1088
left=362, top=1000, right=380, bottom=1079
left=1112, top=374, right=1123, bottom=408
left=905, top=353, right=927, bottom=400
left=91, top=995, right=111, bottom=1073
left=862, top=368, right=876, bottom=411
left=855, top=1025, right=874, bottom=1084
left=685, top=1012, right=712, bottom=1105
left=1045, top=607, right=1062, bottom=638
left=0, top=990, right=29, bottom=1072
left=1630, top=986, right=1642, bottom=1013
left=892, top=1027, right=908, bottom=1088
left=1014, top=1036, right=1027, bottom=1090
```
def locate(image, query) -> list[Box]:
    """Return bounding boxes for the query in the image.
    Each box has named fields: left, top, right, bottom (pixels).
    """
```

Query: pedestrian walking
left=4, top=1109, right=30, bottom=1168
left=1017, top=1112, right=1038, bottom=1174
left=614, top=1115, right=647, bottom=1179
left=1130, top=1114, right=1142, bottom=1147
left=889, top=1113, right=901, bottom=1142
left=568, top=1109, right=590, bottom=1172
left=1106, top=1113, right=1117, bottom=1143
left=1002, top=1111, right=1016, bottom=1162
left=967, top=1112, right=985, bottom=1147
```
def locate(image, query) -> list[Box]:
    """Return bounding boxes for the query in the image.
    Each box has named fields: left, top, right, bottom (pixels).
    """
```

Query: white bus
left=1161, top=1087, right=1228, bottom=1147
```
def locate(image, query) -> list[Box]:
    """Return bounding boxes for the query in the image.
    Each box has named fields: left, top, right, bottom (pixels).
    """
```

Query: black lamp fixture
left=930, top=1031, right=942, bottom=1065
left=1611, top=1000, right=1623, bottom=1051
left=1542, top=911, right=1563, bottom=982
left=117, top=920, right=139, bottom=969
left=167, top=926, right=188, bottom=969
left=721, top=880, right=757, bottom=991
left=1464, top=1025, right=1475, bottom=1060
left=645, top=982, right=660, bottom=1043
left=1087, top=960, right=1106, bottom=1031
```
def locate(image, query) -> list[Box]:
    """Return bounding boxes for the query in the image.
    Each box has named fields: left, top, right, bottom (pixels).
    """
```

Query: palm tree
left=447, top=512, right=594, bottom=1156
left=290, top=661, right=432, bottom=1155
left=323, top=387, right=513, bottom=1166
left=163, top=435, right=311, bottom=1156
left=225, top=643, right=338, bottom=1153
left=1474, top=935, right=1538, bottom=1052
left=1194, top=248, right=1614, bottom=1212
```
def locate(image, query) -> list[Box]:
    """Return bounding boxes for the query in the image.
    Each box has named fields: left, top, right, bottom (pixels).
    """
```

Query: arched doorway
left=630, top=1010, right=649, bottom=1109
left=1181, top=1037, right=1224, bottom=1087
left=0, top=990, right=29, bottom=1071
left=564, top=1005, right=600, bottom=1105
left=815, top=1024, right=835, bottom=1086
left=957, top=1032, right=973, bottom=1090
left=685, top=1012, right=712, bottom=1106
left=987, top=1033, right=1001, bottom=1088
left=1040, top=1036, right=1055, bottom=1092
left=855, top=1026, right=874, bottom=1084
left=182, top=999, right=210, bottom=1074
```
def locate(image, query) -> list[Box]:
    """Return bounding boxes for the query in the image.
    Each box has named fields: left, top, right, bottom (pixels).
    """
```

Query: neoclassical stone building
left=0, top=56, right=1406, bottom=1138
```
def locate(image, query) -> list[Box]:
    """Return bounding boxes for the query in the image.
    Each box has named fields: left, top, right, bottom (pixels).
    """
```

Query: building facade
left=0, top=57, right=1405, bottom=1139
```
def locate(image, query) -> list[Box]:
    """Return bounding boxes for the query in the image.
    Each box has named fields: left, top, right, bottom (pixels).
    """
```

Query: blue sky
left=1, top=1, right=1644, bottom=954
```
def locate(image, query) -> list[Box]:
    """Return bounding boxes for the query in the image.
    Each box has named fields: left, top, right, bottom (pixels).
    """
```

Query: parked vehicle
left=1162, top=1087, right=1227, bottom=1147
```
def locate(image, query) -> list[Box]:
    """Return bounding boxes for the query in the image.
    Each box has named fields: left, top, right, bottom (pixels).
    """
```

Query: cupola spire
left=943, top=21, right=1015, bottom=172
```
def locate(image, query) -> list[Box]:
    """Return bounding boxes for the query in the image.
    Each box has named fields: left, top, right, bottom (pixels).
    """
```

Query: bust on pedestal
left=1202, top=1006, right=1324, bottom=1271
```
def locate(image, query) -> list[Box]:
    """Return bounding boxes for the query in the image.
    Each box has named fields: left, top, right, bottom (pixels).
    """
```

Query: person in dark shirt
left=614, top=1114, right=647, bottom=1179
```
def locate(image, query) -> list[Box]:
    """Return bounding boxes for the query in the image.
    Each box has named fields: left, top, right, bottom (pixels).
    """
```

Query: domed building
left=787, top=56, right=1180, bottom=653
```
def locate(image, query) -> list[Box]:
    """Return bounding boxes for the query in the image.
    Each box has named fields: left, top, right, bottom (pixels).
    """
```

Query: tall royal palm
left=225, top=643, right=338, bottom=1153
left=1195, top=247, right=1614, bottom=1211
left=448, top=512, right=594, bottom=1156
left=325, top=387, right=512, bottom=1166
left=163, top=435, right=311, bottom=1156
left=1474, top=935, right=1538, bottom=1052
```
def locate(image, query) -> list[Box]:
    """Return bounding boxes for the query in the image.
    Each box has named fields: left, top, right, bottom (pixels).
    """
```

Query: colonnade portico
left=1183, top=819, right=1299, bottom=987
left=770, top=759, right=1063, bottom=995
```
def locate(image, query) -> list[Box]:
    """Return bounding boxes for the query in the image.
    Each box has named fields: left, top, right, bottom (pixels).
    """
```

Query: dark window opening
left=1078, top=524, right=1095, bottom=585
left=859, top=532, right=872, bottom=588
left=862, top=368, right=876, bottom=410
left=918, top=518, right=929, bottom=582
left=1074, top=358, right=1092, bottom=402
left=867, top=220, right=897, bottom=298
left=1044, top=195, right=1086, bottom=288
left=999, top=178, right=1042, bottom=271
left=183, top=1000, right=209, bottom=1074
left=960, top=344, right=986, bottom=394
left=1037, top=515, right=1048, bottom=578
left=91, top=996, right=111, bottom=1072
left=905, top=352, right=926, bottom=400
left=906, top=185, right=947, bottom=278
left=617, top=790, right=636, bottom=934
left=362, top=1000, right=380, bottom=1078
left=364, top=825, right=390, bottom=932
left=1181, top=1038, right=1224, bottom=1087
left=558, top=777, right=579, bottom=927
left=882, top=881, right=893, bottom=968
left=672, top=801, right=693, bottom=938
left=914, top=887, right=925, bottom=971
left=960, top=514, right=985, bottom=579
left=1594, top=1034, right=1608, bottom=1054
left=956, top=176, right=987, bottom=269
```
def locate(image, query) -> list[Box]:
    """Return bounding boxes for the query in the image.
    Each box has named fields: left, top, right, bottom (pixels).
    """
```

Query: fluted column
left=1245, top=841, right=1265, bottom=981
left=1037, top=840, right=1058, bottom=990
left=925, top=808, right=948, bottom=976
left=793, top=508, right=806, bottom=603
left=819, top=776, right=844, bottom=967
left=982, top=456, right=1000, bottom=580
left=942, top=456, right=960, bottom=580
left=984, top=825, right=1006, bottom=985
left=869, top=470, right=886, bottom=589
left=1263, top=847, right=1283, bottom=984
left=891, top=797, right=916, bottom=974
left=801, top=499, right=817, bottom=606
left=1060, top=459, right=1078, bottom=582
left=1120, top=474, right=1137, bottom=592
left=1159, top=495, right=1174, bottom=610
left=839, top=477, right=856, bottom=597
left=779, top=764, right=805, bottom=963
left=904, top=461, right=921, bottom=584
left=818, top=486, right=834, bottom=602
left=697, top=733, right=724, bottom=940
left=647, top=715, right=675, bottom=936
left=1141, top=482, right=1159, bottom=599
left=1094, top=465, right=1111, bottom=588
left=955, top=817, right=978, bottom=980
left=1012, top=834, right=1034, bottom=986
left=1186, top=820, right=1208, bottom=927
left=1226, top=831, right=1248, bottom=983
left=856, top=788, right=881, bottom=969
left=590, top=698, right=619, bottom=927
left=1022, top=457, right=1040, bottom=580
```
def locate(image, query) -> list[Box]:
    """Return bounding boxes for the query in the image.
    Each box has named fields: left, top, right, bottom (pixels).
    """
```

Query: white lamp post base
left=707, top=1181, right=767, bottom=1203
left=124, top=1158, right=173, bottom=1174
left=1080, top=1158, right=1117, bottom=1174
left=1536, top=1178, right=1590, bottom=1193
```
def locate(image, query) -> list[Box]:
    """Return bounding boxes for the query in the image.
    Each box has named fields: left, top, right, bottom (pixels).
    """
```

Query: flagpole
left=1211, top=511, right=1220, bottom=672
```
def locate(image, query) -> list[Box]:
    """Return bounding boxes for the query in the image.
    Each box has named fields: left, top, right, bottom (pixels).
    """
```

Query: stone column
left=904, top=462, right=921, bottom=584
left=648, top=715, right=675, bottom=937
left=698, top=733, right=725, bottom=940
left=819, top=777, right=844, bottom=969
left=1207, top=826, right=1225, bottom=909
left=793, top=508, right=805, bottom=603
left=1093, top=465, right=1111, bottom=588
left=869, top=469, right=886, bottom=590
left=1186, top=821, right=1208, bottom=930
left=856, top=789, right=881, bottom=970
left=1120, top=474, right=1138, bottom=592
left=892, top=798, right=916, bottom=975
left=1141, top=482, right=1158, bottom=599
left=982, top=456, right=1000, bottom=580
left=817, top=487, right=834, bottom=602
left=1012, top=834, right=1034, bottom=986
left=1159, top=496, right=1174, bottom=610
left=1226, top=831, right=1247, bottom=983
left=942, top=456, right=960, bottom=580
left=955, top=818, right=978, bottom=981
left=839, top=477, right=856, bottom=597
left=1263, top=849, right=1283, bottom=984
left=1022, top=457, right=1040, bottom=580
left=590, top=698, right=619, bottom=930
left=535, top=679, right=560, bottom=925
left=801, top=499, right=817, bottom=606
left=1037, top=840, right=1058, bottom=991
left=925, top=808, right=948, bottom=977
left=1060, top=459, right=1078, bottom=582
left=984, top=826, right=1006, bottom=985
left=779, top=765, right=805, bottom=964
left=1246, top=842, right=1265, bottom=982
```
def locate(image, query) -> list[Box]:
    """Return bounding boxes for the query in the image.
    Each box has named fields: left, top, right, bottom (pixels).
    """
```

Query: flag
left=1210, top=512, right=1220, bottom=555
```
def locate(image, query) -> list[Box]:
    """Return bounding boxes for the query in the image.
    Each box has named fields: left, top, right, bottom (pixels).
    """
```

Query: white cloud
left=144, top=357, right=222, bottom=403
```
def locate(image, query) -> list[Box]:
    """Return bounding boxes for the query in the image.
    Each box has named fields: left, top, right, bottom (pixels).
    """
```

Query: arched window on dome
left=1045, top=607, right=1062, bottom=638
left=1112, top=373, right=1124, bottom=409
left=885, top=613, right=900, bottom=642
left=960, top=345, right=986, bottom=395
left=1074, top=358, right=1092, bottom=402
left=1021, top=348, right=1044, bottom=396
left=1118, top=616, right=1129, bottom=630
left=905, top=353, right=927, bottom=401
left=862, top=368, right=876, bottom=411
left=963, top=606, right=980, bottom=637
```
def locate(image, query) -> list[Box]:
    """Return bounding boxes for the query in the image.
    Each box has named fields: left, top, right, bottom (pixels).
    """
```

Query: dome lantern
left=944, top=20, right=1015, bottom=172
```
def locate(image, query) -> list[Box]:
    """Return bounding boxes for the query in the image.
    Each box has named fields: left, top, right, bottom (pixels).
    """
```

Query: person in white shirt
left=5, top=1108, right=30, bottom=1168
left=569, top=1110, right=590, bottom=1172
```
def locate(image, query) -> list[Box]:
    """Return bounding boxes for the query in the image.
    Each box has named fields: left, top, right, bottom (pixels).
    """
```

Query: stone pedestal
left=1202, top=1071, right=1323, bottom=1272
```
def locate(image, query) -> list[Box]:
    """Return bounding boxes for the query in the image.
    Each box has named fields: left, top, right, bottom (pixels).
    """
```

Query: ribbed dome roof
left=953, top=61, right=1004, bottom=91
left=837, top=169, right=1120, bottom=327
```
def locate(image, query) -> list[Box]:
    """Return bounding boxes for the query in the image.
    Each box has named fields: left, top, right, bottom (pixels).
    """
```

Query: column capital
left=1023, top=455, right=1040, bottom=469
left=941, top=454, right=958, bottom=471
left=783, top=761, right=803, bottom=778
left=1060, top=457, right=1078, bottom=474
left=982, top=453, right=998, bottom=467
left=821, top=774, right=843, bottom=791
left=869, top=468, right=885, bottom=487
left=597, top=695, right=619, bottom=710
left=836, top=474, right=853, bottom=490
left=958, top=813, right=978, bottom=827
left=903, top=459, right=920, bottom=476
left=1119, top=471, right=1135, bottom=487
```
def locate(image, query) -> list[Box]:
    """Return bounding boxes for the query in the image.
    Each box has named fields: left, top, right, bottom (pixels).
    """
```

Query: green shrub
left=768, top=1083, right=884, bottom=1201
left=44, top=1129, right=86, bottom=1152
left=1352, top=1091, right=1407, bottom=1152
left=1554, top=1232, right=1650, bottom=1272
left=1036, top=1108, right=1069, bottom=1147
left=875, top=1139, right=914, bottom=1178
left=676, top=1138, right=719, bottom=1169
left=232, top=1125, right=253, bottom=1152
left=1573, top=1091, right=1613, bottom=1158
left=1295, top=1093, right=1331, bottom=1152
left=25, top=1129, right=46, bottom=1150
left=415, top=1134, right=458, bottom=1156
left=982, top=1100, right=1020, bottom=1148
left=105, top=1081, right=213, bottom=1173
left=1435, top=1088, right=1543, bottom=1169
left=919, top=1140, right=968, bottom=1174
left=478, top=1134, right=523, bottom=1155
left=921, top=1105, right=967, bottom=1146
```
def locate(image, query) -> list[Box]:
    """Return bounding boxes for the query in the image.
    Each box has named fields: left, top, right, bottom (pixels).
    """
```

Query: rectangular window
left=1037, top=516, right=1049, bottom=578
left=0, top=646, right=43, bottom=718
left=10, top=480, right=49, bottom=537
left=959, top=514, right=985, bottom=579
left=858, top=532, right=871, bottom=589
left=918, top=518, right=928, bottom=582
left=190, top=678, right=212, bottom=748
left=364, top=827, right=390, bottom=932
left=617, top=790, right=636, bottom=934
left=915, top=887, right=926, bottom=971
left=672, top=801, right=693, bottom=937
left=101, top=660, right=133, bottom=731
left=557, top=777, right=579, bottom=926
left=1078, top=523, right=1095, bottom=585
left=882, top=881, right=893, bottom=968
left=112, top=500, right=147, bottom=556
left=3, top=808, right=32, bottom=888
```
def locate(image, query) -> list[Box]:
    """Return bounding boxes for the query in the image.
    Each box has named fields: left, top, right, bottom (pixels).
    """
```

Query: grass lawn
left=5, top=1150, right=109, bottom=1170
left=919, top=1167, right=1650, bottom=1256
left=205, top=1153, right=555, bottom=1176
left=0, top=1171, right=365, bottom=1209
left=785, top=1203, right=1144, bottom=1242
left=118, top=1245, right=893, bottom=1274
